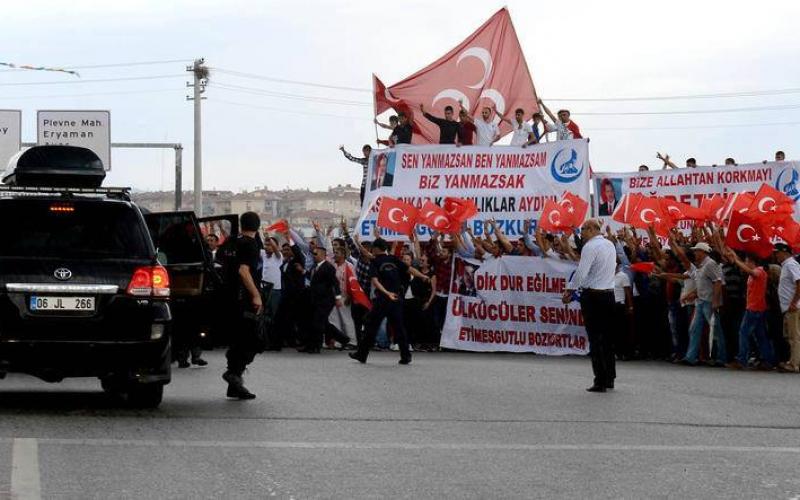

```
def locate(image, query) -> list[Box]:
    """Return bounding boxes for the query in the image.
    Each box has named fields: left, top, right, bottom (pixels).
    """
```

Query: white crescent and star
left=737, top=224, right=757, bottom=243
left=388, top=208, right=404, bottom=224
left=457, top=47, right=493, bottom=89
left=559, top=199, right=575, bottom=213
left=758, top=197, right=776, bottom=213
left=432, top=215, right=450, bottom=229
left=640, top=208, right=656, bottom=224
left=548, top=211, right=561, bottom=226
left=667, top=206, right=684, bottom=218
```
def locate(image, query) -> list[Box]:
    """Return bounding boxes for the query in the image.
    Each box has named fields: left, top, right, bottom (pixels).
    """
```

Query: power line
left=574, top=103, right=800, bottom=116
left=589, top=121, right=800, bottom=131
left=211, top=67, right=372, bottom=93
left=0, top=59, right=190, bottom=73
left=0, top=74, right=185, bottom=86
left=209, top=98, right=368, bottom=120
left=211, top=81, right=372, bottom=107
left=550, top=88, right=800, bottom=102
left=210, top=66, right=800, bottom=103
left=0, top=88, right=185, bottom=100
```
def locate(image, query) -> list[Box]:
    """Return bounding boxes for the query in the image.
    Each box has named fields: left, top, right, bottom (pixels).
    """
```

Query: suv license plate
left=30, top=296, right=96, bottom=312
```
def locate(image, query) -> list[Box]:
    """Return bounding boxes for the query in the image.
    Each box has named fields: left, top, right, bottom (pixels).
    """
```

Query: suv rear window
left=0, top=199, right=152, bottom=259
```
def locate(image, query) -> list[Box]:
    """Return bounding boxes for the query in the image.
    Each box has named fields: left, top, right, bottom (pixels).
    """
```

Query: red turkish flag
left=611, top=193, right=644, bottom=225
left=419, top=200, right=456, bottom=233
left=717, top=192, right=755, bottom=223
left=345, top=264, right=371, bottom=311
left=630, top=262, right=656, bottom=274
left=265, top=219, right=288, bottom=233
left=376, top=197, right=419, bottom=237
left=374, top=8, right=538, bottom=144
left=539, top=199, right=571, bottom=233
left=749, top=183, right=795, bottom=225
left=700, top=194, right=728, bottom=222
left=443, top=197, right=479, bottom=224
left=630, top=197, right=671, bottom=236
left=658, top=198, right=706, bottom=223
left=559, top=191, right=589, bottom=227
left=771, top=217, right=800, bottom=248
left=373, top=74, right=393, bottom=116
left=725, top=211, right=774, bottom=259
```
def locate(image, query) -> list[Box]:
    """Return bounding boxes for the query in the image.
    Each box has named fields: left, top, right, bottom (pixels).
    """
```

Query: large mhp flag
left=373, top=8, right=539, bottom=144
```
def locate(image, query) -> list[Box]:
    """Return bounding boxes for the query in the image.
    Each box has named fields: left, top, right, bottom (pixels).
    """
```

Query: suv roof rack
left=0, top=185, right=131, bottom=201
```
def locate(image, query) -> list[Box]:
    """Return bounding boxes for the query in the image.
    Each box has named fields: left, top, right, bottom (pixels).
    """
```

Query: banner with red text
left=356, top=140, right=590, bottom=240
left=593, top=161, right=800, bottom=232
left=440, top=256, right=588, bottom=354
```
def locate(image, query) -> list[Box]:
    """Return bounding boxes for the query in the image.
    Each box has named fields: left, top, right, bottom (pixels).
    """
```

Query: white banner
left=37, top=110, right=111, bottom=170
left=440, top=256, right=588, bottom=355
left=0, top=110, right=21, bottom=170
left=593, top=161, right=800, bottom=231
left=356, top=140, right=590, bottom=240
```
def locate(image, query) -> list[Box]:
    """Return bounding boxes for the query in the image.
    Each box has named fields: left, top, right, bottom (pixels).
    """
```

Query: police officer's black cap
left=373, top=238, right=389, bottom=251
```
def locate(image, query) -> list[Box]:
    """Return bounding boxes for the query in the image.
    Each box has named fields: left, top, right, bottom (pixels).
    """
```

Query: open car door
left=145, top=211, right=208, bottom=298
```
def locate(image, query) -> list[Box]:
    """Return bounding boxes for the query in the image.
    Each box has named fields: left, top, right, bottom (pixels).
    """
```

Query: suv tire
left=127, top=383, right=164, bottom=408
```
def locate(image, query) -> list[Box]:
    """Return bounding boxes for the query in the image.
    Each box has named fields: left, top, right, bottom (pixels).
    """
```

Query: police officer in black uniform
left=349, top=238, right=412, bottom=365
left=222, top=212, right=263, bottom=399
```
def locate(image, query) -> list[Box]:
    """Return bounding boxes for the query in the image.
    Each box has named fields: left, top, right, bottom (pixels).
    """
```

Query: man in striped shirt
left=339, top=144, right=371, bottom=204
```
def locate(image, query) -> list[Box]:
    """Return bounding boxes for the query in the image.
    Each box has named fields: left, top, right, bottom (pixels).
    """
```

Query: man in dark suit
left=370, top=154, right=394, bottom=190
left=274, top=236, right=306, bottom=349
left=300, top=246, right=349, bottom=353
left=598, top=179, right=618, bottom=216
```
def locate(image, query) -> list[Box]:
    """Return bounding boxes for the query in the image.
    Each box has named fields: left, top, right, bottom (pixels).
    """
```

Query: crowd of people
left=340, top=98, right=582, bottom=203
left=208, top=99, right=800, bottom=400
left=212, top=201, right=800, bottom=399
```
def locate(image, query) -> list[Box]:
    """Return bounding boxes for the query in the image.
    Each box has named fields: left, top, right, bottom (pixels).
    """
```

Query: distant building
left=131, top=184, right=361, bottom=229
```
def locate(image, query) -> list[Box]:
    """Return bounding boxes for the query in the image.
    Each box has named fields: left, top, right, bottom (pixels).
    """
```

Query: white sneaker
left=408, top=345, right=414, bottom=352
left=389, top=344, right=399, bottom=351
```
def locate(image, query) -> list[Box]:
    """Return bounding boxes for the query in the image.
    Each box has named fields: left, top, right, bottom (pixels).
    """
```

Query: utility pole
left=187, top=58, right=207, bottom=216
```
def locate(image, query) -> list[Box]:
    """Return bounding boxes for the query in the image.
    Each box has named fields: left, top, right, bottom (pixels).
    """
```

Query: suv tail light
left=127, top=266, right=170, bottom=297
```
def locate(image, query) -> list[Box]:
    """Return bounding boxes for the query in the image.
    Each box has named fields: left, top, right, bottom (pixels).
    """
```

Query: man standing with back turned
left=349, top=238, right=412, bottom=365
left=562, top=219, right=617, bottom=392
left=222, top=211, right=263, bottom=400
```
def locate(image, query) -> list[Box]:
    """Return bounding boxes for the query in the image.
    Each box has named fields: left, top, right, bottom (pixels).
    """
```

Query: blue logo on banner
left=775, top=167, right=800, bottom=202
left=550, top=148, right=584, bottom=183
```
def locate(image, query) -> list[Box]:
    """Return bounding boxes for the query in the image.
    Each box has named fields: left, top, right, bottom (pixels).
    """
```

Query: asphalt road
left=1, top=350, right=799, bottom=499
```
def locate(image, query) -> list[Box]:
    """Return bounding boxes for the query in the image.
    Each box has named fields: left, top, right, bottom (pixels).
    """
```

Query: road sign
left=0, top=110, right=21, bottom=171
left=37, top=110, right=111, bottom=170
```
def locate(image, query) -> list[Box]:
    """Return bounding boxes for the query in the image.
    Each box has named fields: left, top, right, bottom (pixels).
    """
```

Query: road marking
left=11, top=438, right=41, bottom=500
left=7, top=438, right=800, bottom=454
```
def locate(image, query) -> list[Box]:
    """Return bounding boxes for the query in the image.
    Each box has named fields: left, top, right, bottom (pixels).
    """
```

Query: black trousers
left=225, top=302, right=260, bottom=376
left=580, top=290, right=616, bottom=386
left=358, top=297, right=410, bottom=361
left=351, top=303, right=368, bottom=345
left=275, top=289, right=302, bottom=347
left=307, top=300, right=335, bottom=348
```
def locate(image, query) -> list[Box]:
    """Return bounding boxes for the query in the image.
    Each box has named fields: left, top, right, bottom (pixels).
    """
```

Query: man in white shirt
left=261, top=236, right=284, bottom=350
left=774, top=243, right=800, bottom=372
left=475, top=106, right=501, bottom=146
left=563, top=219, right=617, bottom=392
left=682, top=242, right=726, bottom=366
left=499, top=108, right=533, bottom=147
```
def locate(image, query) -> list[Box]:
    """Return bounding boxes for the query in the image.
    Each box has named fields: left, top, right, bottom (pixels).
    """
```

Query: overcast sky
left=2, top=0, right=799, bottom=192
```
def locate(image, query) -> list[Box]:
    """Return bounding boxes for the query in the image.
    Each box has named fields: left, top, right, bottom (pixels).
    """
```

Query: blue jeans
left=685, top=300, right=727, bottom=364
left=376, top=318, right=390, bottom=349
left=736, top=310, right=776, bottom=366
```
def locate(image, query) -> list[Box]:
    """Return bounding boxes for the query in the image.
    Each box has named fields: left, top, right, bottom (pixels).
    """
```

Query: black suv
left=0, top=146, right=175, bottom=407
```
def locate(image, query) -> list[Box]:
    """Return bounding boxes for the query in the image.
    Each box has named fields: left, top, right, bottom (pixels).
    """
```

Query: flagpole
left=372, top=73, right=380, bottom=144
